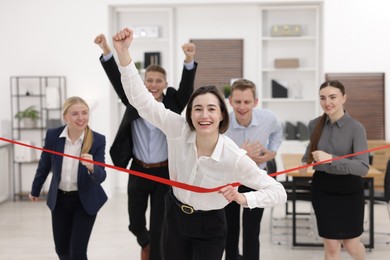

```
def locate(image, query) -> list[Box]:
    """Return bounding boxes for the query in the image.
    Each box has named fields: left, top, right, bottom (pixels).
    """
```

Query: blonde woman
left=29, top=96, right=107, bottom=260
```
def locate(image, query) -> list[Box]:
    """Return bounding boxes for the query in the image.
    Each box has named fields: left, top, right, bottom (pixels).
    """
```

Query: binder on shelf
left=46, top=119, right=62, bottom=128
left=284, top=122, right=297, bottom=140
left=271, top=80, right=288, bottom=98
left=296, top=121, right=309, bottom=141
left=144, top=52, right=161, bottom=68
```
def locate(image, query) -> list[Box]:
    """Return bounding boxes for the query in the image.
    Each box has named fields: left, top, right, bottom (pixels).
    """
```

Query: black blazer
left=31, top=126, right=108, bottom=215
left=99, top=55, right=197, bottom=168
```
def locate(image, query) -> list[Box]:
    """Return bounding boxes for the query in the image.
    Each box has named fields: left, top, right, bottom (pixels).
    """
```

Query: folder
left=296, top=121, right=309, bottom=140
left=284, top=121, right=297, bottom=140
left=272, top=80, right=288, bottom=98
left=144, top=52, right=161, bottom=68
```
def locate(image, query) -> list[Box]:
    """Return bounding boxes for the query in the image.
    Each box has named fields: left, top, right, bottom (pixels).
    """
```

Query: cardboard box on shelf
left=274, top=58, right=299, bottom=68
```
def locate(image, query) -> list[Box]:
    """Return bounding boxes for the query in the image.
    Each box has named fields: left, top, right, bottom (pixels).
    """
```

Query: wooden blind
left=325, top=73, right=385, bottom=140
left=190, top=39, right=243, bottom=94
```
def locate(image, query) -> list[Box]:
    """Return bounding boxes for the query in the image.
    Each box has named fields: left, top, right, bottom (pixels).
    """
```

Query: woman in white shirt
left=112, top=28, right=287, bottom=260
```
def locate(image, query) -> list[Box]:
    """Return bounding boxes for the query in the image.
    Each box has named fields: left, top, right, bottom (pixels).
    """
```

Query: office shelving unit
left=10, top=76, right=66, bottom=200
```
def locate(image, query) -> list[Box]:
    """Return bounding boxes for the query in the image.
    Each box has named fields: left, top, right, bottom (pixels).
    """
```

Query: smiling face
left=190, top=93, right=224, bottom=137
left=229, top=88, right=258, bottom=127
left=63, top=102, right=89, bottom=133
left=319, top=86, right=346, bottom=120
left=144, top=70, right=168, bottom=102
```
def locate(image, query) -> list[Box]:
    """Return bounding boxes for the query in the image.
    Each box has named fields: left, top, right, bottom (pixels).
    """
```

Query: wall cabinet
left=10, top=76, right=66, bottom=200
left=258, top=4, right=322, bottom=125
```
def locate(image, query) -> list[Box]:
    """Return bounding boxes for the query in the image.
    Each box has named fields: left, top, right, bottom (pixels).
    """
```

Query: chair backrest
left=266, top=158, right=277, bottom=175
left=384, top=159, right=390, bottom=201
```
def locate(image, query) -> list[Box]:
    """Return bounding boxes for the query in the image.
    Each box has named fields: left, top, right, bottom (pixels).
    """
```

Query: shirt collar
left=325, top=112, right=351, bottom=128
left=231, top=112, right=258, bottom=129
left=59, top=125, right=85, bottom=143
left=187, top=132, right=223, bottom=162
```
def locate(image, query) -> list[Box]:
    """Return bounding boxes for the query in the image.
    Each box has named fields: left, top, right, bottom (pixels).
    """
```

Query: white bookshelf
left=258, top=4, right=323, bottom=125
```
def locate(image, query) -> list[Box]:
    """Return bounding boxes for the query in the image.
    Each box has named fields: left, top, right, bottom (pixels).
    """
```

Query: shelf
left=258, top=3, right=322, bottom=125
left=133, top=37, right=170, bottom=43
left=12, top=127, right=46, bottom=130
left=11, top=94, right=45, bottom=97
left=262, top=98, right=316, bottom=103
left=10, top=76, right=66, bottom=200
left=262, top=36, right=316, bottom=41
left=262, top=68, right=316, bottom=72
left=14, top=160, right=40, bottom=164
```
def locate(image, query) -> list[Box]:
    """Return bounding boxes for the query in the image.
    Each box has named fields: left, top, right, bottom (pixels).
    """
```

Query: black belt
left=133, top=157, right=168, bottom=168
left=58, top=189, right=78, bottom=195
left=169, top=190, right=198, bottom=214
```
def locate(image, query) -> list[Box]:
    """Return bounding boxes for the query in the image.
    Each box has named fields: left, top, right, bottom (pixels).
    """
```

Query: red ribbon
left=1, top=136, right=389, bottom=193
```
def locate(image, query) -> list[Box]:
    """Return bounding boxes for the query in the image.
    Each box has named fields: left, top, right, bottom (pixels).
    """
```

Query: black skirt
left=311, top=171, right=364, bottom=239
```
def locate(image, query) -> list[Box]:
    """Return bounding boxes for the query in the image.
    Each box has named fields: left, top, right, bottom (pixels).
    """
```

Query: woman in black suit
left=29, top=96, right=107, bottom=260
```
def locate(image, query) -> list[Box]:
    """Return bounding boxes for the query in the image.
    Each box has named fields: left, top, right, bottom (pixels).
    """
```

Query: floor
left=0, top=193, right=389, bottom=260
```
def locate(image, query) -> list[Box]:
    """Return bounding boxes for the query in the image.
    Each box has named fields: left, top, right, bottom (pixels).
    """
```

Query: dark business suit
left=31, top=126, right=107, bottom=260
left=99, top=55, right=197, bottom=260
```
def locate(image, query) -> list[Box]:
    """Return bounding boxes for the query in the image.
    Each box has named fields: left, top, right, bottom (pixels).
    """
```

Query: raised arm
left=170, top=43, right=198, bottom=113
left=95, top=33, right=130, bottom=107
left=112, top=29, right=133, bottom=67
left=112, top=28, right=185, bottom=137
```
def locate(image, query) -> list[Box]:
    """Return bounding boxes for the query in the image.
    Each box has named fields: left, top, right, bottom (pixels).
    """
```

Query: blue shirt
left=225, top=108, right=283, bottom=169
left=102, top=52, right=195, bottom=163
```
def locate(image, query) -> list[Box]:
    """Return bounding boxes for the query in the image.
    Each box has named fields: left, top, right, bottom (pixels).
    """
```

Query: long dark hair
left=185, top=86, right=230, bottom=134
left=307, top=80, right=345, bottom=163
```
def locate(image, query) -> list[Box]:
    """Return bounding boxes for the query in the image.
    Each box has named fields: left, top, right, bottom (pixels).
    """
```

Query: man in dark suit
left=95, top=34, right=197, bottom=260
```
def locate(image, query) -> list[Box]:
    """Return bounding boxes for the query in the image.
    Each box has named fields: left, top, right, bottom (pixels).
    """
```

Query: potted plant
left=15, top=105, right=40, bottom=128
left=223, top=84, right=231, bottom=98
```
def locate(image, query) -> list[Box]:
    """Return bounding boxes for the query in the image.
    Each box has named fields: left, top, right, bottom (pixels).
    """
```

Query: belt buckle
left=181, top=204, right=195, bottom=214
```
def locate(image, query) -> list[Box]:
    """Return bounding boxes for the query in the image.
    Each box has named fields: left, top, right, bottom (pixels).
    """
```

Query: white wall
left=323, top=0, right=390, bottom=139
left=1, top=0, right=389, bottom=195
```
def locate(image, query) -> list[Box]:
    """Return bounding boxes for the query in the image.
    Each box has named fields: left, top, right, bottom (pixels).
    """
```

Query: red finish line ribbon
left=0, top=137, right=239, bottom=193
left=268, top=143, right=390, bottom=177
left=1, top=136, right=389, bottom=192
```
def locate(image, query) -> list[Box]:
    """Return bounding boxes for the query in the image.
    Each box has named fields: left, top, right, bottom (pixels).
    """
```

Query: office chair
left=365, top=159, right=390, bottom=244
left=269, top=161, right=316, bottom=245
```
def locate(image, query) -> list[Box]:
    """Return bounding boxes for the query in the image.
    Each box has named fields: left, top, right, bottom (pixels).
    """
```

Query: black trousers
left=224, top=186, right=264, bottom=260
left=128, top=161, right=169, bottom=260
left=161, top=190, right=227, bottom=260
left=52, top=190, right=96, bottom=260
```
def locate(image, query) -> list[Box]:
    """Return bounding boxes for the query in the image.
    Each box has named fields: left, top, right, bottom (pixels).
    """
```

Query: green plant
left=134, top=61, right=142, bottom=70
left=15, top=106, right=40, bottom=120
left=223, top=84, right=231, bottom=98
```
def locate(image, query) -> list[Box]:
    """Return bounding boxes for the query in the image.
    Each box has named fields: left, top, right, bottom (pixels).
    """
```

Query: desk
left=281, top=153, right=382, bottom=249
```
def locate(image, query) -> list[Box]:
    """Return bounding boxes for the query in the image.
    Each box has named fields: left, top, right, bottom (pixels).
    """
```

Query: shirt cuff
left=184, top=60, right=194, bottom=70
left=242, top=192, right=256, bottom=209
left=101, top=52, right=113, bottom=62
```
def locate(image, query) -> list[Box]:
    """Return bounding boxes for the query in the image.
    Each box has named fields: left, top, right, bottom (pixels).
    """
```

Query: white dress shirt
left=58, top=126, right=84, bottom=192
left=119, top=61, right=287, bottom=211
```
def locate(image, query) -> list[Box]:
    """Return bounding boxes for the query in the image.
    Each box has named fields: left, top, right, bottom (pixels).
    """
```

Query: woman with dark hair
left=112, top=28, right=287, bottom=260
left=300, top=80, right=369, bottom=260
left=29, top=96, right=107, bottom=260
